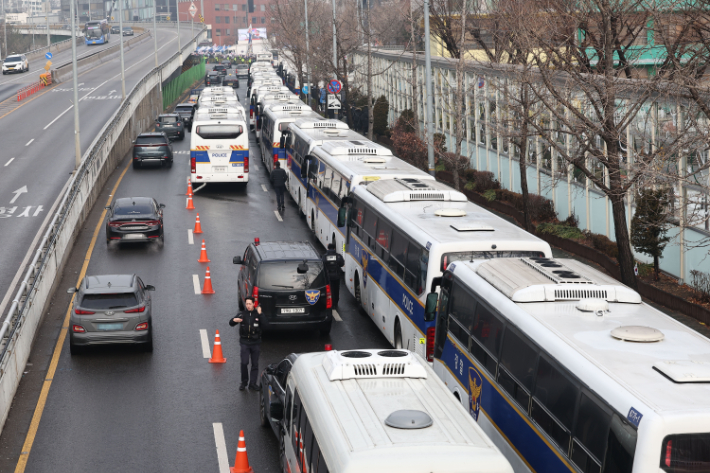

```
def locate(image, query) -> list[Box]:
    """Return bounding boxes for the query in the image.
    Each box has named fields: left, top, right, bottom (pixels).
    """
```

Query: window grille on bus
left=313, top=122, right=339, bottom=128
left=348, top=148, right=377, bottom=154
left=353, top=364, right=377, bottom=376
left=554, top=289, right=608, bottom=300
left=382, top=363, right=406, bottom=375
left=410, top=192, right=445, bottom=201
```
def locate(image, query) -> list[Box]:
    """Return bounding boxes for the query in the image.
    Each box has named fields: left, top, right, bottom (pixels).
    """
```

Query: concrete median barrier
left=0, top=27, right=208, bottom=435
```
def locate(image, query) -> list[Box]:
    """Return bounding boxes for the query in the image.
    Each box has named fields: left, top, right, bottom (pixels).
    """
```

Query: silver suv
left=67, top=274, right=155, bottom=354
left=2, top=54, right=28, bottom=74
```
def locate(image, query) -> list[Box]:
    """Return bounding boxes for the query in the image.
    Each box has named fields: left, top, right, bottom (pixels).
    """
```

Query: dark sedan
left=122, top=27, right=134, bottom=36
left=155, top=113, right=185, bottom=140
left=132, top=132, right=173, bottom=168
left=222, top=73, right=239, bottom=89
left=213, top=64, right=228, bottom=76
left=105, top=197, right=165, bottom=245
left=205, top=72, right=222, bottom=86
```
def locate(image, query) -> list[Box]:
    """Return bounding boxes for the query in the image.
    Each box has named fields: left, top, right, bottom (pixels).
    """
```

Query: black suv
left=155, top=113, right=185, bottom=140
left=233, top=240, right=333, bottom=334
left=174, top=103, right=196, bottom=131
left=213, top=64, right=228, bottom=76
left=222, top=72, right=239, bottom=89
left=205, top=71, right=222, bottom=86
left=132, top=132, right=173, bottom=168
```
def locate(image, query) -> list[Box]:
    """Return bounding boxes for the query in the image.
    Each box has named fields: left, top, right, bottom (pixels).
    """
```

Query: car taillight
left=426, top=327, right=436, bottom=362
left=155, top=123, right=161, bottom=127
left=665, top=440, right=672, bottom=467
left=191, top=157, right=196, bottom=173
left=252, top=286, right=259, bottom=306
left=143, top=220, right=160, bottom=226
left=125, top=305, right=146, bottom=313
left=177, top=122, right=181, bottom=126
left=244, top=156, right=249, bottom=173
left=72, top=325, right=86, bottom=332
left=108, top=222, right=123, bottom=228
left=135, top=322, right=149, bottom=331
left=74, top=309, right=95, bottom=315
left=326, top=284, right=332, bottom=309
left=273, top=154, right=278, bottom=166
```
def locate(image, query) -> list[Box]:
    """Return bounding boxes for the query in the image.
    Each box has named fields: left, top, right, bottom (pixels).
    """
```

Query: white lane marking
left=332, top=309, right=342, bottom=322
left=77, top=83, right=84, bottom=87
left=25, top=139, right=33, bottom=146
left=186, top=197, right=188, bottom=207
left=10, top=186, right=28, bottom=204
left=261, top=184, right=267, bottom=192
left=44, top=78, right=111, bottom=129
left=212, top=423, right=231, bottom=473
left=44, top=105, right=73, bottom=129
left=274, top=210, right=282, bottom=222
left=192, top=274, right=201, bottom=294
left=4, top=158, right=14, bottom=166
left=199, top=329, right=211, bottom=358
left=188, top=229, right=194, bottom=245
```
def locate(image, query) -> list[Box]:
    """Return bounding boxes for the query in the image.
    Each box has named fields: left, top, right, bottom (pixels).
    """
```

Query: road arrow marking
left=10, top=186, right=27, bottom=204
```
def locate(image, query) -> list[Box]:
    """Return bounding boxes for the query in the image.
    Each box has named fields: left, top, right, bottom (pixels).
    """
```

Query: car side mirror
left=67, top=287, right=77, bottom=294
left=104, top=206, right=111, bottom=210
left=145, top=285, right=156, bottom=291
left=159, top=203, right=166, bottom=208
left=265, top=363, right=276, bottom=374
left=337, top=206, right=348, bottom=228
left=233, top=256, right=243, bottom=265
left=424, top=292, right=438, bottom=322
left=269, top=400, right=284, bottom=421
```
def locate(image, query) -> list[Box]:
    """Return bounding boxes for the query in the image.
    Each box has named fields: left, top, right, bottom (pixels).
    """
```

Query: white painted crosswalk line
left=274, top=210, right=283, bottom=222
left=192, top=274, right=201, bottom=294
left=261, top=184, right=268, bottom=192
left=212, top=423, right=231, bottom=473
left=188, top=229, right=194, bottom=245
left=199, top=329, right=211, bottom=358
left=332, top=309, right=342, bottom=322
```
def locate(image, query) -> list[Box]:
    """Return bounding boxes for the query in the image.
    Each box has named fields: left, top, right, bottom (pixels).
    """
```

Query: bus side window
left=449, top=282, right=476, bottom=346
left=469, top=301, right=504, bottom=375
left=404, top=244, right=422, bottom=294
left=389, top=231, right=407, bottom=279
left=351, top=200, right=364, bottom=238
left=310, top=439, right=321, bottom=473
left=434, top=273, right=454, bottom=359
left=291, top=391, right=302, bottom=454
left=571, top=391, right=611, bottom=473
left=302, top=414, right=315, bottom=472
left=375, top=219, right=392, bottom=261
left=362, top=208, right=378, bottom=251
left=497, top=326, right=539, bottom=411
left=298, top=401, right=310, bottom=471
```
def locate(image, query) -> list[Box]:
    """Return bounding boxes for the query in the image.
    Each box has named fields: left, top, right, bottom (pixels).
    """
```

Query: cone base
left=198, top=257, right=211, bottom=263
left=230, top=467, right=253, bottom=473
left=194, top=229, right=203, bottom=234
left=209, top=358, right=227, bottom=364
left=202, top=290, right=216, bottom=294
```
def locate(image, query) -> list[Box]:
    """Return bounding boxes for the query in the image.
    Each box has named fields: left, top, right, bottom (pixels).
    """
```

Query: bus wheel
left=394, top=320, right=403, bottom=349
left=454, top=392, right=461, bottom=403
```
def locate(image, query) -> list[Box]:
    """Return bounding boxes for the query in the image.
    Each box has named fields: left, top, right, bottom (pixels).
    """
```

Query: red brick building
left=177, top=0, right=272, bottom=47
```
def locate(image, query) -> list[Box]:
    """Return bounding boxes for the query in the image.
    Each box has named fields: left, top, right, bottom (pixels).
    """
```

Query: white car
left=2, top=54, right=29, bottom=74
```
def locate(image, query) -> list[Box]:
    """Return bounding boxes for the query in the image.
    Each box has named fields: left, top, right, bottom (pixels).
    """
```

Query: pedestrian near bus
left=322, top=243, right=344, bottom=307
left=270, top=161, right=288, bottom=212
left=228, top=297, right=262, bottom=391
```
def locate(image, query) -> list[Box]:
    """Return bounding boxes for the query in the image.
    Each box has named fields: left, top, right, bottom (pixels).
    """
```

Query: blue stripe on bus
left=264, top=143, right=287, bottom=161
left=287, top=152, right=309, bottom=190
left=439, top=337, right=576, bottom=473
left=347, top=235, right=428, bottom=335
left=191, top=150, right=248, bottom=163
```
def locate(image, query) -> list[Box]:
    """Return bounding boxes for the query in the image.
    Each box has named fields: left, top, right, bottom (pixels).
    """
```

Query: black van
left=233, top=240, right=333, bottom=334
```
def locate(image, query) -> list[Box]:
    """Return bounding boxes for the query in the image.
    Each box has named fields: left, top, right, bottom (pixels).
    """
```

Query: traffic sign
left=189, top=2, right=197, bottom=18
left=327, top=79, right=342, bottom=94
left=45, top=52, right=52, bottom=60
left=302, top=85, right=309, bottom=94
left=166, top=15, right=170, bottom=20
left=327, top=93, right=341, bottom=110
left=111, top=16, right=114, bottom=20
left=44, top=60, right=52, bottom=71
left=199, top=14, right=204, bottom=23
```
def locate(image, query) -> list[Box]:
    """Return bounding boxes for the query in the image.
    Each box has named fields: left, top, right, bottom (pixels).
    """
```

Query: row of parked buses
left=253, top=71, right=710, bottom=470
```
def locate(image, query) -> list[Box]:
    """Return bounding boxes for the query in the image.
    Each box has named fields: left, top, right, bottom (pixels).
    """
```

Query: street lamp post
left=423, top=0, right=434, bottom=176
left=304, top=0, right=311, bottom=108
left=70, top=0, right=81, bottom=168
left=153, top=0, right=158, bottom=67
left=119, top=0, right=126, bottom=100
left=175, top=0, right=181, bottom=58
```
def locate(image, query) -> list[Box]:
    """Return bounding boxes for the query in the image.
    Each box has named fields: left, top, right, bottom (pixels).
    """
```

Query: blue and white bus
left=247, top=77, right=282, bottom=128
left=429, top=257, right=710, bottom=472
left=252, top=85, right=293, bottom=139
left=84, top=19, right=110, bottom=45
left=334, top=179, right=552, bottom=362
left=259, top=103, right=318, bottom=175
left=190, top=110, right=249, bottom=188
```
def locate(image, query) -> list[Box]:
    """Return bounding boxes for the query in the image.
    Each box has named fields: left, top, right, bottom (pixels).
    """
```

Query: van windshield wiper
left=271, top=285, right=294, bottom=288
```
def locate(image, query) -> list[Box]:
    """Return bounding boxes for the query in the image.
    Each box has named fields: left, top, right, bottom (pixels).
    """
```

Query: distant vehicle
left=155, top=113, right=185, bottom=141
left=174, top=103, right=196, bottom=131
left=221, top=59, right=231, bottom=68
left=259, top=349, right=514, bottom=473
left=205, top=72, right=222, bottom=86
left=84, top=19, right=110, bottom=45
left=67, top=273, right=156, bottom=354
left=233, top=240, right=333, bottom=334
left=104, top=197, right=165, bottom=245
left=132, top=132, right=173, bottom=168
left=2, top=54, right=28, bottom=74
left=235, top=64, right=249, bottom=78
left=222, top=72, right=239, bottom=89
left=122, top=26, right=134, bottom=36
left=110, top=25, right=120, bottom=34
left=213, top=64, right=228, bottom=76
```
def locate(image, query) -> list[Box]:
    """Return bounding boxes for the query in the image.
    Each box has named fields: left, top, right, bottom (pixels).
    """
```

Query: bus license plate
left=212, top=166, right=227, bottom=173
left=281, top=308, right=305, bottom=314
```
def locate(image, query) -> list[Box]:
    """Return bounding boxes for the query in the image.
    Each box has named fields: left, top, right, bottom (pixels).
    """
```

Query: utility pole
left=45, top=1, right=50, bottom=47
left=119, top=0, right=126, bottom=100
left=423, top=0, right=434, bottom=176
left=330, top=0, right=337, bottom=119
left=153, top=0, right=158, bottom=67
left=175, top=0, right=181, bottom=58
left=304, top=0, right=311, bottom=108
left=70, top=0, right=82, bottom=168
left=2, top=0, right=7, bottom=60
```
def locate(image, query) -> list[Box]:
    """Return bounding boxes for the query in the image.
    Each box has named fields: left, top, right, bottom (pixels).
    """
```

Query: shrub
left=462, top=170, right=500, bottom=193
left=397, top=109, right=416, bottom=134
left=587, top=232, right=619, bottom=260
left=490, top=189, right=556, bottom=223
left=690, top=270, right=710, bottom=303
left=536, top=223, right=584, bottom=240
left=391, top=129, right=428, bottom=171
left=373, top=95, right=389, bottom=136
left=563, top=213, right=579, bottom=228
left=483, top=189, right=497, bottom=201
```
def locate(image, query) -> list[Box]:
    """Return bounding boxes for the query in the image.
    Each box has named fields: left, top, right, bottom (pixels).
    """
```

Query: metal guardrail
left=0, top=26, right=207, bottom=432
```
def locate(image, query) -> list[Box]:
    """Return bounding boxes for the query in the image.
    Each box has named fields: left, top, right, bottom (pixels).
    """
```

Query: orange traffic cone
left=186, top=180, right=193, bottom=196
left=230, top=430, right=253, bottom=473
left=198, top=240, right=211, bottom=263
left=187, top=195, right=195, bottom=210
left=193, top=213, right=203, bottom=234
left=202, top=266, right=215, bottom=294
left=209, top=330, right=226, bottom=363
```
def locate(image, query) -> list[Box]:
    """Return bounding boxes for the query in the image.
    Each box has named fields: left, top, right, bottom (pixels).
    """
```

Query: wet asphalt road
left=0, top=79, right=390, bottom=472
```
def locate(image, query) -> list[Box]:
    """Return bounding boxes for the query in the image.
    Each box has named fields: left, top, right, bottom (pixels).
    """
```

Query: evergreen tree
left=631, top=189, right=671, bottom=281
left=373, top=95, right=389, bottom=137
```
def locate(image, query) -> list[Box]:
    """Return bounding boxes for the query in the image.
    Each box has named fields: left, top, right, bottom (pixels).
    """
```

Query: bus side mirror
left=233, top=256, right=243, bottom=265
left=424, top=292, right=438, bottom=322
left=337, top=207, right=348, bottom=228
left=269, top=400, right=284, bottom=421
left=300, top=157, right=310, bottom=179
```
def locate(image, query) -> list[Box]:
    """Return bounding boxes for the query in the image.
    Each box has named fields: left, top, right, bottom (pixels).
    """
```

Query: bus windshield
left=195, top=124, right=243, bottom=139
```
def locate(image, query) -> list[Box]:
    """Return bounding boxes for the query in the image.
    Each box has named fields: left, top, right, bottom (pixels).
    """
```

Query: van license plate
left=281, top=308, right=305, bottom=314
left=97, top=323, right=123, bottom=331
left=212, top=166, right=227, bottom=173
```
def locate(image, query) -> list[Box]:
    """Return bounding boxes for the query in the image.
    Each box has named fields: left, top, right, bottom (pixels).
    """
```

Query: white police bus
left=260, top=103, right=318, bottom=176
left=252, top=84, right=293, bottom=137
left=334, top=178, right=552, bottom=363
left=429, top=256, right=710, bottom=473
left=255, top=93, right=304, bottom=145
left=247, top=77, right=283, bottom=127
left=190, top=110, right=249, bottom=187
left=301, top=140, right=434, bottom=257
left=193, top=106, right=244, bottom=123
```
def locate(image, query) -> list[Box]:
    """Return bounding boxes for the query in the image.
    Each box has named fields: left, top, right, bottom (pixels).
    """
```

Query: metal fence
left=162, top=57, right=206, bottom=109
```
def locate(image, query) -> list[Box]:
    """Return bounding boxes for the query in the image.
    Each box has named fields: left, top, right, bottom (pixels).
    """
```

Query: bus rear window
left=661, top=433, right=710, bottom=472
left=135, top=136, right=166, bottom=145
left=440, top=251, right=546, bottom=271
left=195, top=125, right=243, bottom=139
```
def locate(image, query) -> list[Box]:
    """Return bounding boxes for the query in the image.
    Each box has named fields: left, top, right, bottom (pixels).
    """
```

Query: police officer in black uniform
left=270, top=161, right=288, bottom=211
left=322, top=243, right=345, bottom=308
left=228, top=297, right=262, bottom=391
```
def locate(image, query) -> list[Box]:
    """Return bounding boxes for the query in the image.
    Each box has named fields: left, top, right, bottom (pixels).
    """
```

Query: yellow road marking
left=14, top=158, right=132, bottom=473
